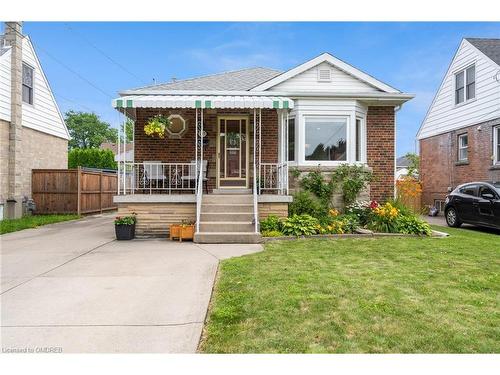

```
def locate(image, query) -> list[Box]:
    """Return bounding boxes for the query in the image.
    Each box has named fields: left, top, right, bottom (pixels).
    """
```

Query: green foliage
left=404, top=152, right=420, bottom=177
left=281, top=214, right=319, bottom=236
left=68, top=148, right=117, bottom=169
left=114, top=215, right=137, bottom=225
left=121, top=118, right=134, bottom=143
left=331, top=164, right=372, bottom=206
left=261, top=230, right=284, bottom=237
left=0, top=215, right=80, bottom=234
left=300, top=168, right=335, bottom=205
left=396, top=215, right=432, bottom=236
left=345, top=201, right=372, bottom=226
left=260, top=215, right=282, bottom=232
left=65, top=111, right=117, bottom=149
left=289, top=191, right=325, bottom=218
left=144, top=115, right=171, bottom=138
left=289, top=167, right=301, bottom=178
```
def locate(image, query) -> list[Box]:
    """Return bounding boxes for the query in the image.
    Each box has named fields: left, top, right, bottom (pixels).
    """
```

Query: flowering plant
left=144, top=115, right=171, bottom=138
left=114, top=214, right=136, bottom=225
left=368, top=202, right=400, bottom=233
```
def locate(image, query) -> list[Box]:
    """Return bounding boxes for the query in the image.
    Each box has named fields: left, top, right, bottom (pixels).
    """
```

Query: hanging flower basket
left=144, top=115, right=171, bottom=139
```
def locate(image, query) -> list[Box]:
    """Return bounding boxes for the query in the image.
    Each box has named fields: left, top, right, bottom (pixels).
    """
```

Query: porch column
left=195, top=108, right=198, bottom=190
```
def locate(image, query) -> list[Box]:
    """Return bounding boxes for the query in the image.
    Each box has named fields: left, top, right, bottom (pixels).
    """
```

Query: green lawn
left=0, top=214, right=81, bottom=234
left=200, top=226, right=500, bottom=353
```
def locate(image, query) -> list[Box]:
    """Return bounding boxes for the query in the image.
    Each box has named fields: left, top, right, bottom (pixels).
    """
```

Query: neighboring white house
left=0, top=22, right=69, bottom=219
left=417, top=37, right=500, bottom=208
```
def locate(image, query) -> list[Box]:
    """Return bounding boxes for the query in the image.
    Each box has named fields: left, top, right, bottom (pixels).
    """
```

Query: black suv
left=444, top=181, right=500, bottom=229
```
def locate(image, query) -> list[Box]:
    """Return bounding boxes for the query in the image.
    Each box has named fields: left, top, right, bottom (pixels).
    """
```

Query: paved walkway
left=0, top=214, right=262, bottom=353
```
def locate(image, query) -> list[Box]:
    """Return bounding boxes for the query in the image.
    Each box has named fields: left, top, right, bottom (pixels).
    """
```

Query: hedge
left=68, top=148, right=117, bottom=170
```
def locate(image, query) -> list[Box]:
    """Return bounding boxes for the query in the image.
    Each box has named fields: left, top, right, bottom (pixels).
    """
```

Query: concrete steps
left=195, top=193, right=261, bottom=244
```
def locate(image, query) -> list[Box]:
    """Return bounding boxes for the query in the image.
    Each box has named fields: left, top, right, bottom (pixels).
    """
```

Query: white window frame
left=454, top=63, right=475, bottom=106
left=355, top=117, right=367, bottom=163
left=300, top=114, right=350, bottom=166
left=458, top=133, right=468, bottom=162
left=494, top=126, right=500, bottom=165
left=22, top=62, right=35, bottom=106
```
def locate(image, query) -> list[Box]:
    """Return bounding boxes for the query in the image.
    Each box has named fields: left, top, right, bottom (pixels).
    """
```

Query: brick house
left=418, top=38, right=500, bottom=212
left=114, top=53, right=413, bottom=242
left=0, top=22, right=69, bottom=220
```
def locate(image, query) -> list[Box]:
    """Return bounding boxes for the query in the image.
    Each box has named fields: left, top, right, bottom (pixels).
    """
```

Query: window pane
left=466, top=82, right=475, bottom=100
left=466, top=65, right=475, bottom=84
left=22, top=64, right=33, bottom=87
left=455, top=87, right=464, bottom=104
left=459, top=148, right=468, bottom=161
left=22, top=85, right=32, bottom=104
left=305, top=118, right=347, bottom=161
left=355, top=119, right=361, bottom=162
left=288, top=118, right=295, bottom=161
left=460, top=134, right=468, bottom=147
left=455, top=71, right=464, bottom=89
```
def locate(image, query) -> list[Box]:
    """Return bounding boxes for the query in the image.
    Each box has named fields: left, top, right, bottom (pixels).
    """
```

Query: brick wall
left=420, top=117, right=500, bottom=208
left=366, top=106, right=395, bottom=202
left=134, top=108, right=278, bottom=192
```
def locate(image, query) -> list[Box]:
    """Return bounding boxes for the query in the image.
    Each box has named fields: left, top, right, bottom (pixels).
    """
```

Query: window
left=165, top=114, right=187, bottom=138
left=22, top=63, right=34, bottom=104
left=305, top=117, right=347, bottom=162
left=458, top=133, right=468, bottom=161
left=288, top=118, right=295, bottom=161
left=455, top=64, right=475, bottom=105
left=459, top=184, right=477, bottom=196
left=355, top=118, right=362, bottom=162
left=466, top=65, right=475, bottom=100
left=494, top=126, right=500, bottom=165
left=479, top=185, right=497, bottom=200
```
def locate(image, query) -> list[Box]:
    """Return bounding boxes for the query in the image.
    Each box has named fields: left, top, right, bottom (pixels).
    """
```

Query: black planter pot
left=115, top=224, right=136, bottom=240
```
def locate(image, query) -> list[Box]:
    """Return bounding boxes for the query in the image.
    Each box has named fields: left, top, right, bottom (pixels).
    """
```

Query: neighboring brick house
left=418, top=38, right=500, bottom=212
left=113, top=52, right=413, bottom=242
left=0, top=22, right=69, bottom=219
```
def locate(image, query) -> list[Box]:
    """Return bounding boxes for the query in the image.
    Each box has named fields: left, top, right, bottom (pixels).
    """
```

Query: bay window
left=304, top=117, right=347, bottom=162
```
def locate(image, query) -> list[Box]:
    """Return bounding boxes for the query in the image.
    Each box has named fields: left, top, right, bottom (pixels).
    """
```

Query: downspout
left=394, top=105, right=402, bottom=200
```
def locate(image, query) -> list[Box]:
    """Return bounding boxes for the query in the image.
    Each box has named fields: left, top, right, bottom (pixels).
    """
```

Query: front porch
left=113, top=95, right=294, bottom=240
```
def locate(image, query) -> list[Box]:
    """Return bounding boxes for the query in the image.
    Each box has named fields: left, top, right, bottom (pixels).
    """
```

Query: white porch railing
left=259, top=162, right=288, bottom=195
left=117, top=162, right=197, bottom=194
left=195, top=161, right=204, bottom=233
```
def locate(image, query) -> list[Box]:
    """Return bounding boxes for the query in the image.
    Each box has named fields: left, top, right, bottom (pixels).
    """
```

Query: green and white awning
left=113, top=95, right=294, bottom=110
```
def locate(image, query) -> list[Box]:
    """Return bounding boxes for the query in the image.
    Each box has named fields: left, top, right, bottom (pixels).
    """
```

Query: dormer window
left=455, top=64, right=475, bottom=105
left=317, top=68, right=332, bottom=82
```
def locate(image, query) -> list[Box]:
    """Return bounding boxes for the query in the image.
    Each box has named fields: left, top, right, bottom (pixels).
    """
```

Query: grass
left=200, top=226, right=500, bottom=353
left=0, top=214, right=81, bottom=234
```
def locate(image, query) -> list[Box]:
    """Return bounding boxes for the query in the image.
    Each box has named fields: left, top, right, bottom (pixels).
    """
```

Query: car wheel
left=445, top=207, right=462, bottom=228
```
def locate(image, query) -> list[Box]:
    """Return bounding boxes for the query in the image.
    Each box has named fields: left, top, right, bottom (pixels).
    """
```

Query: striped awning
left=113, top=95, right=294, bottom=110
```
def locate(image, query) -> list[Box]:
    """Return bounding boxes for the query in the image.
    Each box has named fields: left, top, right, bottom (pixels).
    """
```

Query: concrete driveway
left=0, top=214, right=262, bottom=353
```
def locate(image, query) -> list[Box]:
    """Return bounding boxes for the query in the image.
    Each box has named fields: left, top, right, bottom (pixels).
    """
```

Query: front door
left=217, top=116, right=249, bottom=188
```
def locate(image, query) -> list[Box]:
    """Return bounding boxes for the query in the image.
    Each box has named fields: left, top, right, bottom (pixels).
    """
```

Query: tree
left=65, top=111, right=117, bottom=149
left=120, top=118, right=134, bottom=143
left=404, top=152, right=420, bottom=178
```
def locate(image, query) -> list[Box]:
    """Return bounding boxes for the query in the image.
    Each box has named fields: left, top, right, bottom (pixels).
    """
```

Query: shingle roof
left=466, top=38, right=500, bottom=66
left=127, top=67, right=282, bottom=93
left=396, top=156, right=410, bottom=168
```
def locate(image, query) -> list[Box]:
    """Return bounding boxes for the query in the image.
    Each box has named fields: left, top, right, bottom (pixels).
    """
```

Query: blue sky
left=7, top=22, right=500, bottom=155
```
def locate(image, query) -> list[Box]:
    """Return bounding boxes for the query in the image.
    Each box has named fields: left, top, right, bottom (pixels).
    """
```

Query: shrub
left=282, top=214, right=320, bottom=236
left=396, top=215, right=432, bottom=236
left=320, top=214, right=360, bottom=234
left=300, top=168, right=335, bottom=205
left=68, top=148, right=117, bottom=170
left=260, top=215, right=282, bottom=232
left=114, top=215, right=136, bottom=225
left=261, top=230, right=284, bottom=237
left=346, top=200, right=372, bottom=226
left=289, top=191, right=325, bottom=218
left=331, top=164, right=372, bottom=207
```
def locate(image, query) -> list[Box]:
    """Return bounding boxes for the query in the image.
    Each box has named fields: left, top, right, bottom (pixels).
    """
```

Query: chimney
left=4, top=22, right=23, bottom=219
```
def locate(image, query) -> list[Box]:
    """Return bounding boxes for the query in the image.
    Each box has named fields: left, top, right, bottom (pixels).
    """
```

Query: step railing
left=259, top=162, right=288, bottom=195
left=195, top=161, right=204, bottom=233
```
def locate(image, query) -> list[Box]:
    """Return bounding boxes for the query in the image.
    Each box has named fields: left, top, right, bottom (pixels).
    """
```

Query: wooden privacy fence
left=32, top=168, right=117, bottom=215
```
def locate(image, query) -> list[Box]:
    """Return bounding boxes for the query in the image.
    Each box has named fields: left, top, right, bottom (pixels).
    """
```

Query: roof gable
left=417, top=38, right=500, bottom=140
left=22, top=36, right=69, bottom=139
left=251, top=52, right=400, bottom=93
